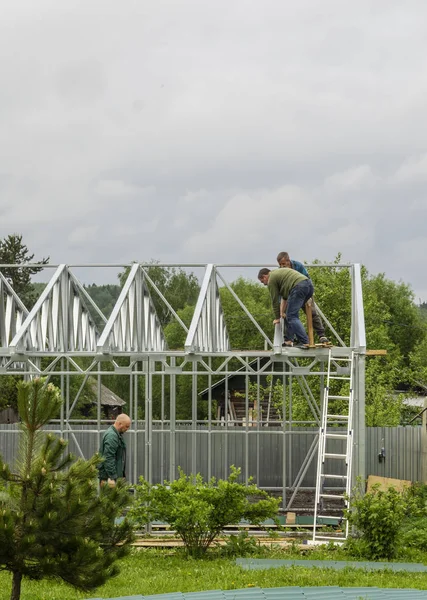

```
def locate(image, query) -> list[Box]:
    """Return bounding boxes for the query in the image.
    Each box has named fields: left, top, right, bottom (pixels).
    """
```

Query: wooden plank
left=367, top=475, right=411, bottom=493
left=305, top=299, right=314, bottom=347
left=286, top=512, right=296, bottom=525
left=366, top=350, right=387, bottom=356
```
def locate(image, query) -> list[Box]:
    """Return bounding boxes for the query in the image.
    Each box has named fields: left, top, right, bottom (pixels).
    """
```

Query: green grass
left=2, top=545, right=427, bottom=600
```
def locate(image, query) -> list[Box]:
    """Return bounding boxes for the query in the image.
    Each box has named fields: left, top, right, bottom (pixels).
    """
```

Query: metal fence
left=0, top=424, right=422, bottom=487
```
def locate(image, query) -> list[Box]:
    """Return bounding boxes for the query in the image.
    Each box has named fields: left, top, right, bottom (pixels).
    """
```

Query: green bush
left=404, top=482, right=427, bottom=518
left=400, top=517, right=427, bottom=551
left=130, top=466, right=280, bottom=557
left=345, top=482, right=409, bottom=560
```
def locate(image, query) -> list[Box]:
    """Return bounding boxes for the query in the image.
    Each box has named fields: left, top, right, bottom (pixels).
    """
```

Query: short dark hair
left=258, top=268, right=271, bottom=279
left=276, top=251, right=290, bottom=263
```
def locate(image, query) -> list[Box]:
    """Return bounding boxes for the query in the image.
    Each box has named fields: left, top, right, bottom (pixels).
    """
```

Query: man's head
left=276, top=251, right=291, bottom=269
left=114, top=413, right=131, bottom=434
left=258, top=268, right=271, bottom=286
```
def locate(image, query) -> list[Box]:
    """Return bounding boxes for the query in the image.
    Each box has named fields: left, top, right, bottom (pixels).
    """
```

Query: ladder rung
left=324, top=453, right=347, bottom=459
left=323, top=474, right=348, bottom=479
left=331, top=357, right=352, bottom=362
left=316, top=515, right=344, bottom=520
left=328, top=395, right=350, bottom=400
left=329, top=376, right=351, bottom=381
left=319, top=493, right=346, bottom=500
left=316, top=535, right=347, bottom=542
left=325, top=433, right=348, bottom=439
left=326, top=414, right=349, bottom=419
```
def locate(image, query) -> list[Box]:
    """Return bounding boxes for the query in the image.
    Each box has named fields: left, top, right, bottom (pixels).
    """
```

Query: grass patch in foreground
left=1, top=547, right=427, bottom=600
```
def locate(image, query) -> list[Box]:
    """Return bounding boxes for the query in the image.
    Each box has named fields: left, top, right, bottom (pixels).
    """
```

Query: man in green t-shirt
left=258, top=267, right=314, bottom=347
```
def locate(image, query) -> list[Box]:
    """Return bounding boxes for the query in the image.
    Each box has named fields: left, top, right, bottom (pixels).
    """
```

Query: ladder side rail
left=313, top=349, right=333, bottom=540
left=314, top=350, right=355, bottom=543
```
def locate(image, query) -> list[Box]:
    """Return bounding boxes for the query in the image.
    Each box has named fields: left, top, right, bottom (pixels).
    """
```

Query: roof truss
left=97, top=263, right=167, bottom=354
left=9, top=265, right=99, bottom=353
left=0, top=272, right=29, bottom=352
left=185, top=264, right=230, bottom=353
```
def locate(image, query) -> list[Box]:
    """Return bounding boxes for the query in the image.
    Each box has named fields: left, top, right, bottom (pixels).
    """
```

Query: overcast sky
left=1, top=0, right=427, bottom=300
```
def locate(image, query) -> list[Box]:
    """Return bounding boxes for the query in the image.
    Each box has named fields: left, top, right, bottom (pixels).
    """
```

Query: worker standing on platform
left=276, top=252, right=329, bottom=344
left=258, top=268, right=313, bottom=348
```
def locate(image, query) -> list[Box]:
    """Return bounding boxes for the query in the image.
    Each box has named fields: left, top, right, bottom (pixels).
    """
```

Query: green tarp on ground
left=236, top=558, right=427, bottom=572
left=86, top=586, right=427, bottom=599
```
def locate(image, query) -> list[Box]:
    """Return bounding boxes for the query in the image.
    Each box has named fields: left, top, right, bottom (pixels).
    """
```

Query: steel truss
left=0, top=262, right=366, bottom=514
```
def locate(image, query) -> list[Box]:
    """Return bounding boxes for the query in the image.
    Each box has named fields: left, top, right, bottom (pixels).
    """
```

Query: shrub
left=345, top=482, right=409, bottom=560
left=130, top=466, right=280, bottom=557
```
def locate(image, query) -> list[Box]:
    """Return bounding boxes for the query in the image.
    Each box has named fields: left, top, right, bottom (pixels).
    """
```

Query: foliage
left=400, top=517, right=427, bottom=552
left=0, top=375, right=23, bottom=413
left=220, top=531, right=260, bottom=557
left=0, top=234, right=49, bottom=308
left=164, top=304, right=195, bottom=349
left=130, top=466, right=280, bottom=557
left=220, top=278, right=271, bottom=350
left=85, top=284, right=122, bottom=329
left=0, top=378, right=134, bottom=600
left=345, top=482, right=410, bottom=560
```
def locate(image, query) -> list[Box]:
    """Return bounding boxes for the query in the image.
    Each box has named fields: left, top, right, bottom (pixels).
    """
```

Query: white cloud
left=393, top=154, right=427, bottom=184
left=0, top=0, right=427, bottom=301
left=68, top=225, right=100, bottom=245
left=94, top=180, right=155, bottom=197
left=183, top=185, right=317, bottom=258
left=324, top=165, right=378, bottom=192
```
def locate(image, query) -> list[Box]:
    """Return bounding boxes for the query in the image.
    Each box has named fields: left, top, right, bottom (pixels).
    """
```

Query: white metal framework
left=0, top=262, right=366, bottom=528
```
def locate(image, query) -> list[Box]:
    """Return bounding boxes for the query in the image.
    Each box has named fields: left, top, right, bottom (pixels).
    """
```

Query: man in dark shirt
left=258, top=268, right=313, bottom=347
left=98, top=413, right=131, bottom=488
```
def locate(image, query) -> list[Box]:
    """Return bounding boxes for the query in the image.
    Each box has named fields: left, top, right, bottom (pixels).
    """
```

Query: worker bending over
left=258, top=267, right=313, bottom=348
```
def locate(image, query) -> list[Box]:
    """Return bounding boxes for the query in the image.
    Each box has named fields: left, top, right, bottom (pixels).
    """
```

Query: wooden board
left=304, top=300, right=314, bottom=347
left=367, top=475, right=411, bottom=493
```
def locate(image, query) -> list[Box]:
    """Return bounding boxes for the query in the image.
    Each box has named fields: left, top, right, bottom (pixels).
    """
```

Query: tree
left=85, top=283, right=122, bottom=329
left=0, top=234, right=49, bottom=308
left=220, top=277, right=272, bottom=350
left=0, top=378, right=134, bottom=600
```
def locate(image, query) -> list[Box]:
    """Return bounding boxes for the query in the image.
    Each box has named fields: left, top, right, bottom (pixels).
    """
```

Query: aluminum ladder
left=312, top=349, right=355, bottom=543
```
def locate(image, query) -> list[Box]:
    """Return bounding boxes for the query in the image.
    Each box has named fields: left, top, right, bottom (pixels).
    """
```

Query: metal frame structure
left=0, top=262, right=366, bottom=513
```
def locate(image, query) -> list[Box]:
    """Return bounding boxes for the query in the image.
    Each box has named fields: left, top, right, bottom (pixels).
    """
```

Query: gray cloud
left=0, top=0, right=427, bottom=300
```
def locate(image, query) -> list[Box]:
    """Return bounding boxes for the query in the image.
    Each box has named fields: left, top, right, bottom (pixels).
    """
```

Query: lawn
left=2, top=545, right=427, bottom=600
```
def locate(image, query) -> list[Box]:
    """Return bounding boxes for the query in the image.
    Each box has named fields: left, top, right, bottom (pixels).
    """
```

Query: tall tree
left=0, top=234, right=49, bottom=308
left=0, top=378, right=134, bottom=600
